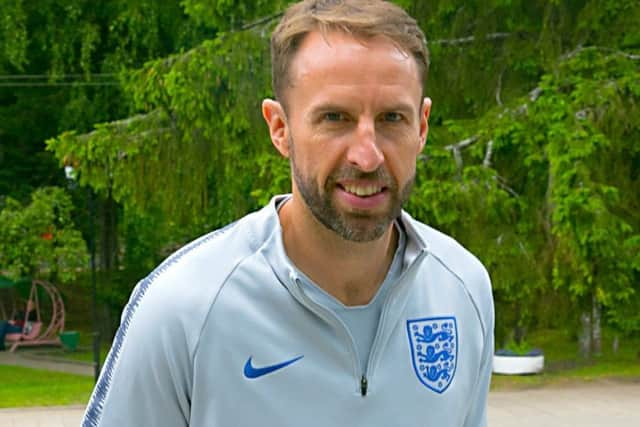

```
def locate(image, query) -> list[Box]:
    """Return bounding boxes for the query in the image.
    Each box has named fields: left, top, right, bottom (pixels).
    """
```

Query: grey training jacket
left=83, top=195, right=494, bottom=427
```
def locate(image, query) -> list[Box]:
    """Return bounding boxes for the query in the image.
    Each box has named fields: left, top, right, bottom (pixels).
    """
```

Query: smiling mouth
left=339, top=183, right=386, bottom=197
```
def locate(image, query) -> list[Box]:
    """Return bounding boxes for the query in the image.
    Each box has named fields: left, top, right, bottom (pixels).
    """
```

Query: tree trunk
left=99, top=188, right=118, bottom=271
left=513, top=303, right=525, bottom=344
left=591, top=294, right=602, bottom=356
left=579, top=311, right=592, bottom=359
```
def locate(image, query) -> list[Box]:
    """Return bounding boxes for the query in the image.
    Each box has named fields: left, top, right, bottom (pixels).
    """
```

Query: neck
left=279, top=195, right=398, bottom=306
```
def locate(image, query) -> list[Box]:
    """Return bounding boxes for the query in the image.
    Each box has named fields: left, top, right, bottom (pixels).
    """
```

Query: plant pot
left=493, top=349, right=544, bottom=375
left=59, top=330, right=80, bottom=352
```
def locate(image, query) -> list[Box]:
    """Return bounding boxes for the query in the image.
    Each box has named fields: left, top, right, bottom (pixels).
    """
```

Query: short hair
left=270, top=0, right=429, bottom=103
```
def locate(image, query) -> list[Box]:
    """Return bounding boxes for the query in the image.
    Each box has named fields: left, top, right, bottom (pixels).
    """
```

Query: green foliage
left=0, top=0, right=213, bottom=202
left=182, top=0, right=290, bottom=30
left=0, top=187, right=88, bottom=283
left=12, top=0, right=640, bottom=344
left=0, top=0, right=28, bottom=71
left=47, top=20, right=283, bottom=227
left=0, top=0, right=206, bottom=77
left=251, top=151, right=291, bottom=207
left=441, top=46, right=640, bottom=337
left=502, top=339, right=537, bottom=355
left=544, top=50, right=638, bottom=334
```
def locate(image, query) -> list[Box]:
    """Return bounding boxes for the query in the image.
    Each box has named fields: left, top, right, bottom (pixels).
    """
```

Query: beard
left=289, top=138, right=415, bottom=242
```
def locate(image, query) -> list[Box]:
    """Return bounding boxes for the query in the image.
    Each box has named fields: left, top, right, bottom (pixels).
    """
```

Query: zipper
left=289, top=275, right=362, bottom=392
left=360, top=375, right=368, bottom=396
left=288, top=249, right=427, bottom=398
left=361, top=249, right=428, bottom=393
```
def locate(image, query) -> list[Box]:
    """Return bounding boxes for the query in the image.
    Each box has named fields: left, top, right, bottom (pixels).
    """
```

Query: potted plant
left=493, top=339, right=544, bottom=375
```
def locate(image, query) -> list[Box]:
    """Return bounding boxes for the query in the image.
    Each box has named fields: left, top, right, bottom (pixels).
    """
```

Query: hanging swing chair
left=4, top=279, right=65, bottom=352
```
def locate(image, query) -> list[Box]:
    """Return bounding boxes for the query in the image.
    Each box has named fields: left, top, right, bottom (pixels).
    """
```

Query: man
left=83, top=1, right=494, bottom=426
left=0, top=317, right=24, bottom=351
left=0, top=301, right=36, bottom=351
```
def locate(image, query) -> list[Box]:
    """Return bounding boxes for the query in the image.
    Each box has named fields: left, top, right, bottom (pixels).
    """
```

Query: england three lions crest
left=407, top=316, right=458, bottom=393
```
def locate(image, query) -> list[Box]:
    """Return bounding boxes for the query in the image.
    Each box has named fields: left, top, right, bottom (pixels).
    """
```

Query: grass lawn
left=0, top=328, right=637, bottom=407
left=0, top=365, right=93, bottom=408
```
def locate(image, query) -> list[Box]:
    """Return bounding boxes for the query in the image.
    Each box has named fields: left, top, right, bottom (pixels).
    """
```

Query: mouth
left=338, top=183, right=386, bottom=197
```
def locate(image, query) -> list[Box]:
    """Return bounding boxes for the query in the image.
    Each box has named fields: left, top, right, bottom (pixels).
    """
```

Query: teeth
left=343, top=184, right=382, bottom=196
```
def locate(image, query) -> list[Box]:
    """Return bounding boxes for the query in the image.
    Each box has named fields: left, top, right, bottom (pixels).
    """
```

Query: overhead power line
left=0, top=82, right=118, bottom=87
left=0, top=73, right=119, bottom=87
left=0, top=72, right=118, bottom=87
left=0, top=73, right=116, bottom=79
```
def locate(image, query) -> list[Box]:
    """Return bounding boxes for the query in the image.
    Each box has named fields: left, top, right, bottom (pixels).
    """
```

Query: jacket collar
left=258, top=194, right=428, bottom=290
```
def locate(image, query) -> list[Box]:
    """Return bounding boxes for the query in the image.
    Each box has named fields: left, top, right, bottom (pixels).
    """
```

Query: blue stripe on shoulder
left=82, top=221, right=237, bottom=427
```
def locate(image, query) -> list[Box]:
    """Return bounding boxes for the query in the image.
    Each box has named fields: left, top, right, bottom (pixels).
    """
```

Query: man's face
left=264, top=31, right=431, bottom=242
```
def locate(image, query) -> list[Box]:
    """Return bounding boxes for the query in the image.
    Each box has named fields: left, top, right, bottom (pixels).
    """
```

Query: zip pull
left=360, top=375, right=368, bottom=396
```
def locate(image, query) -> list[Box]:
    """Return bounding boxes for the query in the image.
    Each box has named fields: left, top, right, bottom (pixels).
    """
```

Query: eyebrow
left=309, top=102, right=417, bottom=115
left=383, top=103, right=417, bottom=115
left=309, top=103, right=348, bottom=114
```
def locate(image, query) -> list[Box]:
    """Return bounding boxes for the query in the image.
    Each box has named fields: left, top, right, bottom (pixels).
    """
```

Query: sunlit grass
left=0, top=365, right=93, bottom=408
left=1, top=328, right=638, bottom=406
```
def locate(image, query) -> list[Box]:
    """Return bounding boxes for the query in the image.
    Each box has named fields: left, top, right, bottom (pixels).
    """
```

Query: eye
left=323, top=112, right=345, bottom=122
left=383, top=112, right=403, bottom=122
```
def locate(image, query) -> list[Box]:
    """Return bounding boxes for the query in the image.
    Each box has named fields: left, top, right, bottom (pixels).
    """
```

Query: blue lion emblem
left=407, top=316, right=458, bottom=393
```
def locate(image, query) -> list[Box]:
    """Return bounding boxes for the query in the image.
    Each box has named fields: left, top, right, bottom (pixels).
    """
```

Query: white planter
left=493, top=354, right=544, bottom=375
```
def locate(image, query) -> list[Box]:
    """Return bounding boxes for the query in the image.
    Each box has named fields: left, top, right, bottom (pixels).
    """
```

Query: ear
left=418, top=97, right=432, bottom=153
left=262, top=99, right=290, bottom=158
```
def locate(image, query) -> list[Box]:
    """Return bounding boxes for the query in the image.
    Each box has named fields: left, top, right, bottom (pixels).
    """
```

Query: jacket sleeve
left=463, top=269, right=495, bottom=427
left=81, top=278, right=193, bottom=427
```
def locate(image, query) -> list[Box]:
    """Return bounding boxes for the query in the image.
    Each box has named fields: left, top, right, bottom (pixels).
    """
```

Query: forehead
left=287, top=30, right=421, bottom=96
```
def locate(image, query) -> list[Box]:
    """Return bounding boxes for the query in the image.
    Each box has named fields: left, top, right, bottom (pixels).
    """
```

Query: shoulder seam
left=192, top=218, right=278, bottom=361
left=191, top=249, right=255, bottom=362
left=427, top=252, right=488, bottom=342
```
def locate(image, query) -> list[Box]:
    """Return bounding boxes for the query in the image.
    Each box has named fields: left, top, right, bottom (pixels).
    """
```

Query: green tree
left=1, top=0, right=216, bottom=333
left=0, top=186, right=88, bottom=283
left=431, top=47, right=640, bottom=353
left=34, top=0, right=640, bottom=352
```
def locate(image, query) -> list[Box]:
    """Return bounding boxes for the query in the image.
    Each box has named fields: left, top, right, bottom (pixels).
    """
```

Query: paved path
left=1, top=380, right=638, bottom=426
left=487, top=380, right=640, bottom=426
left=0, top=405, right=84, bottom=427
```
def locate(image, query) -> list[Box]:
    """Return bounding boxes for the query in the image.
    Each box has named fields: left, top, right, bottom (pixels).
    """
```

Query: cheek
left=384, top=145, right=419, bottom=179
left=379, top=126, right=423, bottom=155
left=303, top=139, right=347, bottom=175
left=292, top=148, right=325, bottom=183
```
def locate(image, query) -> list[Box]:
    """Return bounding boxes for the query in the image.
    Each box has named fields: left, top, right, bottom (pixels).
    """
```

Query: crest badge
left=407, top=316, right=458, bottom=393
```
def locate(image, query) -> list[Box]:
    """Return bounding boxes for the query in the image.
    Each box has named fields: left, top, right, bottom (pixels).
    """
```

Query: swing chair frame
left=4, top=279, right=65, bottom=352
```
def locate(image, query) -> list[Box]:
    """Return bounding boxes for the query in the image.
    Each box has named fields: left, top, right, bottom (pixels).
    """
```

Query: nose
left=346, top=117, right=384, bottom=172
